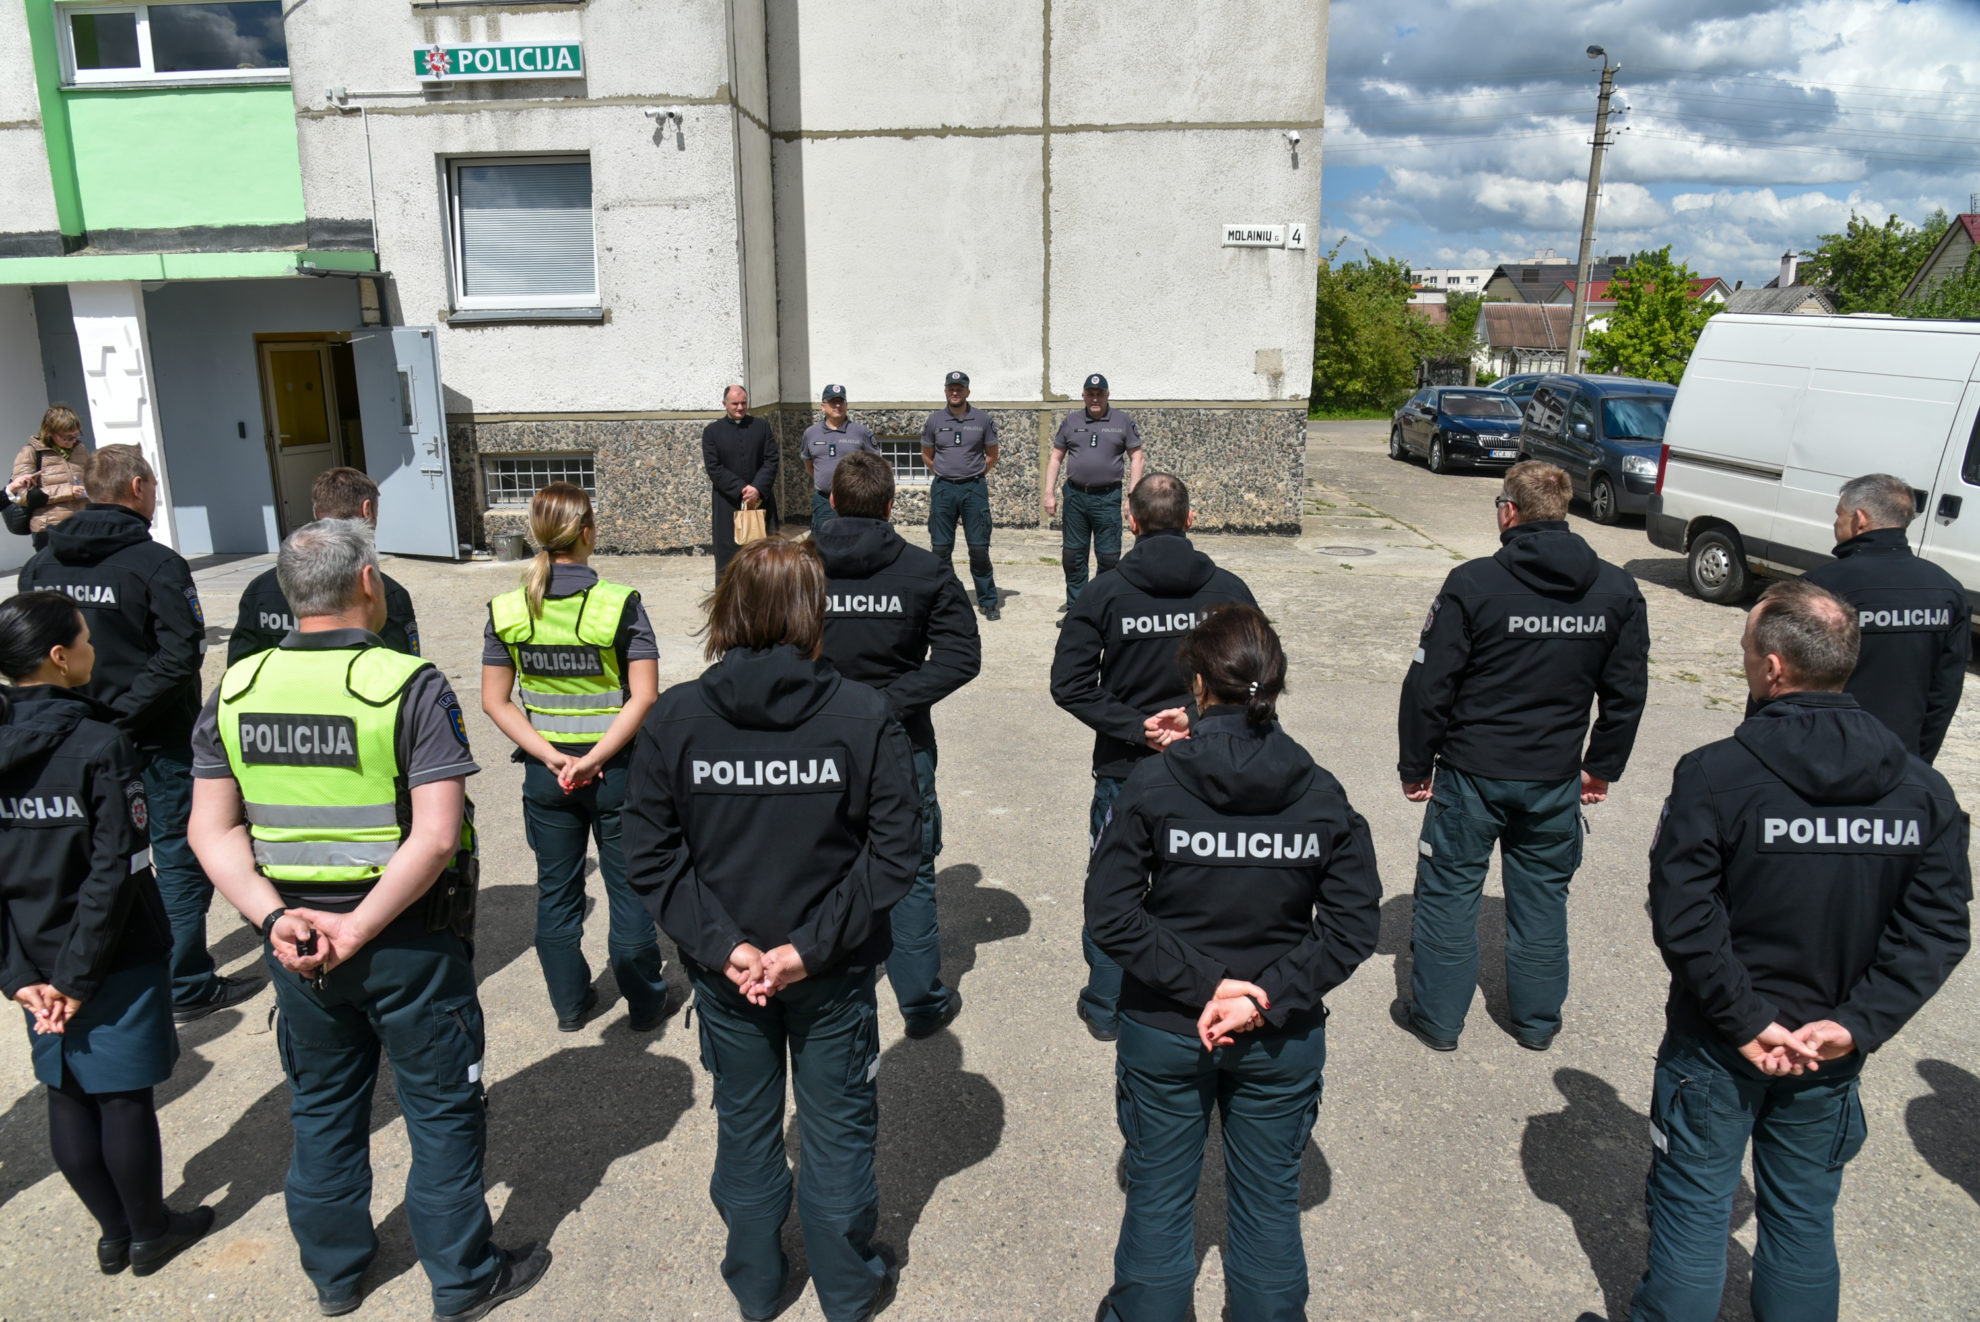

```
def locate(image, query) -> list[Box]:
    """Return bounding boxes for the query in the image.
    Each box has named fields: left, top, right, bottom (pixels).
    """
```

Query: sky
left=1318, top=0, right=1980, bottom=288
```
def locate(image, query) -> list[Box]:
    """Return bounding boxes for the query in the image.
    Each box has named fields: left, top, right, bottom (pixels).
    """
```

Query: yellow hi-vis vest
left=217, top=643, right=428, bottom=889
left=488, top=580, right=635, bottom=746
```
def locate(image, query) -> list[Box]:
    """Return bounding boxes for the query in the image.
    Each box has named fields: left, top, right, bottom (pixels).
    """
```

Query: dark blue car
left=1516, top=375, right=1676, bottom=524
left=1389, top=387, right=1525, bottom=474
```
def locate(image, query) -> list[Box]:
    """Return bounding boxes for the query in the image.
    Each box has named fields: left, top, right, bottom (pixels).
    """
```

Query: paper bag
left=733, top=506, right=769, bottom=546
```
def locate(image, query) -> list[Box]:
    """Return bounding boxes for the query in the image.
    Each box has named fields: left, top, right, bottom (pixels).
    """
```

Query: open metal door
left=351, top=327, right=460, bottom=560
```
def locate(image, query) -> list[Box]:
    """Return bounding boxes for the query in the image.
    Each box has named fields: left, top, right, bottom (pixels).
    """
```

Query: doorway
left=257, top=338, right=366, bottom=536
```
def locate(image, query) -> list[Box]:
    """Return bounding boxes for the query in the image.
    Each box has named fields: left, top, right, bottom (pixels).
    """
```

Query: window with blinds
left=449, top=157, right=597, bottom=309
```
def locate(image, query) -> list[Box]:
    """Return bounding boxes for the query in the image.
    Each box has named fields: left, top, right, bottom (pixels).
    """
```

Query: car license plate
left=1491, top=449, right=1517, bottom=459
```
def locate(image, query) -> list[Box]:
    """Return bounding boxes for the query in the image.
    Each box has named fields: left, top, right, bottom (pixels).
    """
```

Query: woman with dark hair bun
left=622, top=536, right=921, bottom=1322
left=1086, top=603, right=1382, bottom=1322
left=0, top=590, right=212, bottom=1276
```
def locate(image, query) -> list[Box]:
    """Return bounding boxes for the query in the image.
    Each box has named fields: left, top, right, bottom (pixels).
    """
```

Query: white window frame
left=483, top=454, right=597, bottom=508
left=57, top=2, right=290, bottom=87
left=447, top=155, right=600, bottom=313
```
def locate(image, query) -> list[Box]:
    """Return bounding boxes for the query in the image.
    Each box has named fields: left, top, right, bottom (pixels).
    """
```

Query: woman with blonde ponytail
left=481, top=484, right=676, bottom=1032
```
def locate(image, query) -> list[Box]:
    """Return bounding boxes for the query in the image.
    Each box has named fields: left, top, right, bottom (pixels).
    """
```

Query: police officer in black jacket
left=1051, top=472, right=1256, bottom=1042
left=814, top=451, right=980, bottom=1038
left=17, top=444, right=259, bottom=1024
left=1087, top=605, right=1381, bottom=1322
left=1634, top=579, right=1970, bottom=1321
left=623, top=537, right=919, bottom=1322
left=0, top=590, right=215, bottom=1277
left=1396, top=460, right=1648, bottom=1052
left=228, top=467, right=420, bottom=663
left=1800, top=473, right=1968, bottom=761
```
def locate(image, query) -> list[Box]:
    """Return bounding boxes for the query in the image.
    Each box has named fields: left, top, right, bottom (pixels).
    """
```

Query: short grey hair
left=1838, top=473, right=1915, bottom=529
left=277, top=518, right=379, bottom=618
left=1753, top=579, right=1858, bottom=690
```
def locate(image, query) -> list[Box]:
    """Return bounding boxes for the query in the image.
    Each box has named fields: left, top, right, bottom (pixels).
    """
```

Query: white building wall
left=286, top=0, right=754, bottom=413
left=0, top=0, right=61, bottom=245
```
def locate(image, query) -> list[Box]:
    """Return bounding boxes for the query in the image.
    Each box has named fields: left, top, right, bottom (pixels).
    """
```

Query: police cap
left=945, top=370, right=969, bottom=387
left=821, top=383, right=847, bottom=401
left=1085, top=373, right=1109, bottom=391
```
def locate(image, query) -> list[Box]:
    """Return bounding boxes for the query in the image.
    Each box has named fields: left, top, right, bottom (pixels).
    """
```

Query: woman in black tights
left=0, top=590, right=212, bottom=1275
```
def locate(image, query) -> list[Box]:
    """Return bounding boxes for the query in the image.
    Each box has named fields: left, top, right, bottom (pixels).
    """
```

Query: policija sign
left=416, top=42, right=583, bottom=82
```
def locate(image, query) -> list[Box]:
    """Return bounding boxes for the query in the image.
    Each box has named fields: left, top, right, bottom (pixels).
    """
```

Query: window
left=449, top=157, right=597, bottom=311
left=485, top=455, right=595, bottom=507
left=1442, top=393, right=1521, bottom=419
left=878, top=438, right=930, bottom=484
left=60, top=2, right=286, bottom=85
left=1601, top=397, right=1671, bottom=442
left=1568, top=393, right=1596, bottom=437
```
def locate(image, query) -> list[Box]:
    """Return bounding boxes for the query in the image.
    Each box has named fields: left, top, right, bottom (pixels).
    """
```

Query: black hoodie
left=1649, top=692, right=1970, bottom=1054
left=622, top=645, right=920, bottom=977
left=1085, top=708, right=1382, bottom=1036
left=1801, top=527, right=1970, bottom=762
left=18, top=503, right=205, bottom=754
left=0, top=686, right=171, bottom=1001
left=1399, top=520, right=1648, bottom=783
left=813, top=516, right=981, bottom=753
left=1051, top=530, right=1257, bottom=778
left=229, top=564, right=421, bottom=664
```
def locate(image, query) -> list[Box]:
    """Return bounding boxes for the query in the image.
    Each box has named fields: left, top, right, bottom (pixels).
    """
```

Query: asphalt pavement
left=2, top=418, right=1974, bottom=1321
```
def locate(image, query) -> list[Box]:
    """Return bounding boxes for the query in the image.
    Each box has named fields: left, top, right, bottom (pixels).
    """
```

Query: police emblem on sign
left=127, top=780, right=148, bottom=831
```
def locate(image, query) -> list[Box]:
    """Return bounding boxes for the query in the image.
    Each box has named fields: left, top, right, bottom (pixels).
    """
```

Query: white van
left=1648, top=312, right=1980, bottom=618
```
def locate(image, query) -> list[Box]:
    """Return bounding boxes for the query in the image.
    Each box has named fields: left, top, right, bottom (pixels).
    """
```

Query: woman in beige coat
left=7, top=405, right=92, bottom=549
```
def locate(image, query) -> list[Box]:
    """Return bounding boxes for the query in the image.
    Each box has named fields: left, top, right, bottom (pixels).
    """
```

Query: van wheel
left=1389, top=427, right=1407, bottom=461
left=1589, top=475, right=1619, bottom=525
left=1688, top=528, right=1750, bottom=604
left=1428, top=436, right=1450, bottom=474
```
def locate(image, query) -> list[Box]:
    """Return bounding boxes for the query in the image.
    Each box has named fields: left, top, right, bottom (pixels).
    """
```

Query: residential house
left=1899, top=214, right=1980, bottom=303
left=1479, top=303, right=1573, bottom=378
left=1722, top=253, right=1837, bottom=316
left=1482, top=257, right=1627, bottom=304
left=1548, top=275, right=1731, bottom=335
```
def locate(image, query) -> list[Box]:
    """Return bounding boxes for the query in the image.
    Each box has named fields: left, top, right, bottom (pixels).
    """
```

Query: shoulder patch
left=184, top=585, right=204, bottom=627
left=126, top=779, right=148, bottom=832
left=438, top=688, right=469, bottom=747
left=406, top=620, right=422, bottom=656
left=1421, top=598, right=1441, bottom=634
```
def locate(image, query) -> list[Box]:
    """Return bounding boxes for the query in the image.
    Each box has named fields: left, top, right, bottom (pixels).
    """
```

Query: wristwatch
left=258, top=906, right=288, bottom=940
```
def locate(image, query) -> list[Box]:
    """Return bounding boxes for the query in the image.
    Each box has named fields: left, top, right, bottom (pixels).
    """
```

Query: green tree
left=1440, top=290, right=1484, bottom=361
left=1902, top=249, right=1980, bottom=319
left=1583, top=247, right=1720, bottom=384
left=1799, top=210, right=1949, bottom=314
left=1310, top=244, right=1425, bottom=410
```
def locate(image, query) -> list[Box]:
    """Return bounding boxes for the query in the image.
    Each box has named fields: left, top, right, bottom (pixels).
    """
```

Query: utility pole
left=1566, top=46, right=1619, bottom=372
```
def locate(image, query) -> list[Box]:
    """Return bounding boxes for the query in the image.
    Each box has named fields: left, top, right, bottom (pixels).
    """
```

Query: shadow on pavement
left=362, top=1017, right=698, bottom=1293
left=932, top=863, right=1032, bottom=990
left=1522, top=1067, right=1755, bottom=1322
left=0, top=1006, right=242, bottom=1215
left=1906, top=1060, right=1980, bottom=1208
left=1377, top=892, right=1516, bottom=1041
left=876, top=1031, right=1003, bottom=1268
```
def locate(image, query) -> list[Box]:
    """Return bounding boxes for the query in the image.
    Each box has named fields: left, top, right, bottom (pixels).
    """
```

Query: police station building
left=0, top=1, right=1327, bottom=563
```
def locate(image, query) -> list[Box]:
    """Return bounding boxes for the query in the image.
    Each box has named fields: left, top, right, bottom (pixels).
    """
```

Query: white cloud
left=1322, top=0, right=1980, bottom=283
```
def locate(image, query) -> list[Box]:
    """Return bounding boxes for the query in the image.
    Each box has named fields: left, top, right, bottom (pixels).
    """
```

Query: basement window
left=485, top=455, right=596, bottom=507
left=877, top=437, right=932, bottom=486
left=60, top=2, right=288, bottom=85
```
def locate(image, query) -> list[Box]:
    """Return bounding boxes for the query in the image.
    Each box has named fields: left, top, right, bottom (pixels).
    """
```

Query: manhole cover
left=1316, top=545, right=1376, bottom=557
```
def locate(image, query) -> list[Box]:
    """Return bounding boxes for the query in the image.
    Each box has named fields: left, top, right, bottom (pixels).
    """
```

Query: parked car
left=1517, top=375, right=1676, bottom=524
left=1650, top=312, right=1980, bottom=609
left=1389, top=386, right=1526, bottom=473
left=1491, top=372, right=1556, bottom=407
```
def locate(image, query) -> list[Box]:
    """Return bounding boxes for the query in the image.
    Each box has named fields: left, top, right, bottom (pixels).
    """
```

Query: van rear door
left=1776, top=322, right=1978, bottom=571
left=1917, top=383, right=1980, bottom=605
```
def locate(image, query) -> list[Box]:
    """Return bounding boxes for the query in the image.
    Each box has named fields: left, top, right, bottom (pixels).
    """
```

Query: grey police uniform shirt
left=920, top=407, right=999, bottom=479
left=800, top=419, right=880, bottom=494
left=1053, top=407, right=1143, bottom=488
left=191, top=629, right=482, bottom=790
left=478, top=564, right=660, bottom=667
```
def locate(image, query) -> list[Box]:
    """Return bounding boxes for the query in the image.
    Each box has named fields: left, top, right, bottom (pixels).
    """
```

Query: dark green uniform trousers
left=1409, top=765, right=1582, bottom=1045
left=689, top=964, right=886, bottom=1322
left=269, top=926, right=501, bottom=1315
left=1104, top=1016, right=1326, bottom=1322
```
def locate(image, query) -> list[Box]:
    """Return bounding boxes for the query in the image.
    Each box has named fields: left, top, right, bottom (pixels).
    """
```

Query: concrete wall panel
left=1049, top=0, right=1327, bottom=126
left=1048, top=129, right=1317, bottom=400
left=0, top=1, right=59, bottom=240
left=772, top=135, right=1043, bottom=404
left=0, top=288, right=46, bottom=573
left=766, top=0, right=1041, bottom=132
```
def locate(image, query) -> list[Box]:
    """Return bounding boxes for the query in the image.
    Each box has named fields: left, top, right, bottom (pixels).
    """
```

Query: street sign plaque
left=415, top=43, right=584, bottom=82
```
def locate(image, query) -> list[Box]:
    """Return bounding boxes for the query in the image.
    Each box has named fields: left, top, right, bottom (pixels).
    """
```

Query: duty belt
left=934, top=474, right=984, bottom=484
left=1066, top=479, right=1121, bottom=495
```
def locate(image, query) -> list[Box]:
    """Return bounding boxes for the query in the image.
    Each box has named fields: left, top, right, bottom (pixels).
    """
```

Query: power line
left=1629, top=108, right=1980, bottom=145
left=1633, top=88, right=1980, bottom=125
left=1629, top=65, right=1980, bottom=103
left=1630, top=128, right=1980, bottom=167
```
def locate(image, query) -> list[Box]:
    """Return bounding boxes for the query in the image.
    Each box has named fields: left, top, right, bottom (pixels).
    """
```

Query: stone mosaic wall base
left=447, top=404, right=1303, bottom=553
